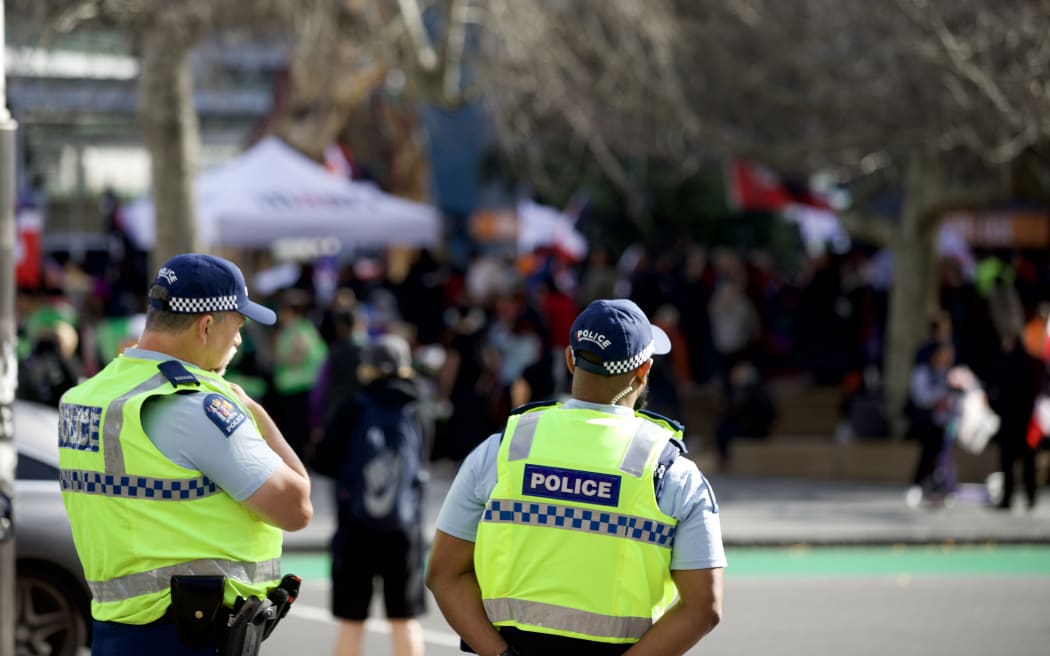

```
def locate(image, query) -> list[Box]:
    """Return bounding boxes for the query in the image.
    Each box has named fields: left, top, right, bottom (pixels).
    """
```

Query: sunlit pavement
left=268, top=462, right=1050, bottom=655
left=82, top=462, right=1050, bottom=654
left=268, top=545, right=1050, bottom=656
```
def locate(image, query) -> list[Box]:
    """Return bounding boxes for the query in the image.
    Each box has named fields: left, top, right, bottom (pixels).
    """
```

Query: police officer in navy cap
left=427, top=299, right=725, bottom=656
left=59, top=253, right=312, bottom=655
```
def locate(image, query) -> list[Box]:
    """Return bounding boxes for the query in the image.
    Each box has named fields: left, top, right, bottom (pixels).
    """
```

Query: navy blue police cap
left=149, top=253, right=276, bottom=325
left=570, top=299, right=670, bottom=376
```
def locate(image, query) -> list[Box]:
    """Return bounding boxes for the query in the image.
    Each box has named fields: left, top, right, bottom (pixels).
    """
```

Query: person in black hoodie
left=315, top=333, right=433, bottom=656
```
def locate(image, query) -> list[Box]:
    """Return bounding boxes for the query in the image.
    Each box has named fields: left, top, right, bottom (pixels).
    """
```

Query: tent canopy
left=122, top=137, right=441, bottom=250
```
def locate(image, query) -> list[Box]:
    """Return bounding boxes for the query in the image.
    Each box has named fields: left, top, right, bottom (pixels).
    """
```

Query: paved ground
left=261, top=460, right=1050, bottom=655
left=286, top=459, right=1050, bottom=551
left=271, top=542, right=1050, bottom=656
left=79, top=454, right=1050, bottom=656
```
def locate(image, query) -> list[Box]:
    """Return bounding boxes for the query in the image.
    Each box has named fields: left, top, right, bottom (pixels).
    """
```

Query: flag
left=16, top=209, right=42, bottom=289
left=727, top=160, right=833, bottom=212
left=517, top=199, right=588, bottom=262
left=727, top=161, right=793, bottom=212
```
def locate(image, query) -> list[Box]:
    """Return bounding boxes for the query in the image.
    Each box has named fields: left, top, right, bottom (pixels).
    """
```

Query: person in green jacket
left=272, top=288, right=328, bottom=459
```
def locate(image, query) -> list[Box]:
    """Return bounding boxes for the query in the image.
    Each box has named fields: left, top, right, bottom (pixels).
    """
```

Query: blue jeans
left=92, top=620, right=218, bottom=655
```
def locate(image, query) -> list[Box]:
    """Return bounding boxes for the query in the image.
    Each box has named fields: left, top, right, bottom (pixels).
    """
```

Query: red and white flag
left=16, top=208, right=42, bottom=289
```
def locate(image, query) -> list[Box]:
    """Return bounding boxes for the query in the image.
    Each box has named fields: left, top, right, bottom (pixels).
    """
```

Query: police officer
left=426, top=299, right=725, bottom=656
left=59, top=253, right=313, bottom=655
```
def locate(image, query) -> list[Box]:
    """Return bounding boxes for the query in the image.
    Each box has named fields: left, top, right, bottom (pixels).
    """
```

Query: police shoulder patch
left=202, top=393, right=248, bottom=437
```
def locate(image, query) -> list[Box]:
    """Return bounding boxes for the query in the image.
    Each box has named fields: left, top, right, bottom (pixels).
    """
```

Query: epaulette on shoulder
left=669, top=435, right=688, bottom=456
left=508, top=399, right=559, bottom=416
left=157, top=360, right=199, bottom=388
left=637, top=408, right=684, bottom=434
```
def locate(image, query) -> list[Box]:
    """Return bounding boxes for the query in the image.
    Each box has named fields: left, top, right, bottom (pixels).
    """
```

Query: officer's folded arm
left=244, top=464, right=313, bottom=531
left=623, top=567, right=724, bottom=656
left=236, top=388, right=314, bottom=531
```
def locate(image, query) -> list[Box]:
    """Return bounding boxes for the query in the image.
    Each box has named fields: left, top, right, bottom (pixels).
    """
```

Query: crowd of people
left=16, top=230, right=1050, bottom=502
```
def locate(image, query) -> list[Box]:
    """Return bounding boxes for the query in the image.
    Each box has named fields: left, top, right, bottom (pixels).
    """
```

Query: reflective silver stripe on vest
left=507, top=411, right=544, bottom=461
left=59, top=468, right=220, bottom=500
left=483, top=597, right=651, bottom=640
left=102, top=372, right=171, bottom=475
left=618, top=420, right=667, bottom=478
left=482, top=498, right=675, bottom=547
left=88, top=557, right=282, bottom=603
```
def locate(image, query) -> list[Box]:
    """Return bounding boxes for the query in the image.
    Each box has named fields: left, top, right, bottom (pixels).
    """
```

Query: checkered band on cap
left=601, top=340, right=654, bottom=375
left=166, top=295, right=238, bottom=314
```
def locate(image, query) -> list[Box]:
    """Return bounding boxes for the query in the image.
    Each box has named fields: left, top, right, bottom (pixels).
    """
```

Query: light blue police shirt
left=125, top=348, right=281, bottom=502
left=435, top=399, right=728, bottom=571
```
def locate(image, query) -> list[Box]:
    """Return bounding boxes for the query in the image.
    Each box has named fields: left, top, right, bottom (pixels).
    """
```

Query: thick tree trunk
left=883, top=211, right=938, bottom=437
left=883, top=153, right=943, bottom=437
left=138, top=24, right=201, bottom=273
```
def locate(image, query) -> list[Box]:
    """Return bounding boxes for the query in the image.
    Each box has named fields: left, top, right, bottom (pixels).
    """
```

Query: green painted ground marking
left=281, top=552, right=331, bottom=580
left=282, top=545, right=1050, bottom=580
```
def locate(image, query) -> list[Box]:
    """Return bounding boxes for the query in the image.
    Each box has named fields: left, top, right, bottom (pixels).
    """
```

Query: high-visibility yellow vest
left=474, top=404, right=680, bottom=644
left=273, top=318, right=327, bottom=394
left=58, top=355, right=282, bottom=624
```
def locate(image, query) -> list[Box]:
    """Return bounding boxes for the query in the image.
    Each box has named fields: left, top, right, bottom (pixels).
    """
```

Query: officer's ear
left=635, top=359, right=653, bottom=386
left=564, top=345, right=575, bottom=375
left=197, top=315, right=212, bottom=343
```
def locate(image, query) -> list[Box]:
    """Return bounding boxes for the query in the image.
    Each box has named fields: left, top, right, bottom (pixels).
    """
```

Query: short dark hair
left=144, top=284, right=232, bottom=332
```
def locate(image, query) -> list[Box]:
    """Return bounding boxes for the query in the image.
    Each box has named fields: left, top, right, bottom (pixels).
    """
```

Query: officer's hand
left=228, top=382, right=254, bottom=408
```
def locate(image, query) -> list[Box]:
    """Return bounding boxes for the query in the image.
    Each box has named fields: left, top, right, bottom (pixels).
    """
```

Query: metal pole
left=0, top=0, right=20, bottom=653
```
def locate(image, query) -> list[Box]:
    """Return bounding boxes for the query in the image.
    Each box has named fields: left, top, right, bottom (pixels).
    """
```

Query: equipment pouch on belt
left=169, top=575, right=227, bottom=649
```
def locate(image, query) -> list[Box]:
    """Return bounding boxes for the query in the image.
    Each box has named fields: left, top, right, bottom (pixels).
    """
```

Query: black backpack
left=336, top=392, right=426, bottom=532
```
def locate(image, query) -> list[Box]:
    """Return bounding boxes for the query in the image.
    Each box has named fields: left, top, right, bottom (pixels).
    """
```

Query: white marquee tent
left=121, top=137, right=441, bottom=250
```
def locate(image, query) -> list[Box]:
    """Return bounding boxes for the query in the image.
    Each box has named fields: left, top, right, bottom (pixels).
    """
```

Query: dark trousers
left=911, top=424, right=946, bottom=488
left=1000, top=437, right=1038, bottom=507
left=464, top=627, right=631, bottom=656
left=92, top=620, right=217, bottom=655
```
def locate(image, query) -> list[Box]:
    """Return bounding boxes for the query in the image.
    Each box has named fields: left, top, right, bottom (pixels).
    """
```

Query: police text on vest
left=522, top=464, right=621, bottom=507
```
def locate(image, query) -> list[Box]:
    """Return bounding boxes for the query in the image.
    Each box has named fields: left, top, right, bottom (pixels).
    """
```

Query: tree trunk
left=138, top=24, right=201, bottom=273
left=883, top=155, right=942, bottom=437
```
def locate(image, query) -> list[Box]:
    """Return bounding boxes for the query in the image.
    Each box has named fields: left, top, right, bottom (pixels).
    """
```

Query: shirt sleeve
left=434, top=433, right=501, bottom=542
left=658, top=457, right=728, bottom=571
left=142, top=392, right=282, bottom=502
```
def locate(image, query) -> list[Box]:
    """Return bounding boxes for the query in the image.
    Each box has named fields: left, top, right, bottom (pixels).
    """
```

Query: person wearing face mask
left=427, top=299, right=725, bottom=656
left=58, top=253, right=313, bottom=655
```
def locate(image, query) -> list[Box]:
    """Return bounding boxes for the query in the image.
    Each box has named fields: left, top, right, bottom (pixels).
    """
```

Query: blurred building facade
left=5, top=17, right=287, bottom=234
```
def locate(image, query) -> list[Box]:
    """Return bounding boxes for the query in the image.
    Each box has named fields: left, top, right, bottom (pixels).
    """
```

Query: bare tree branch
left=396, top=0, right=438, bottom=72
